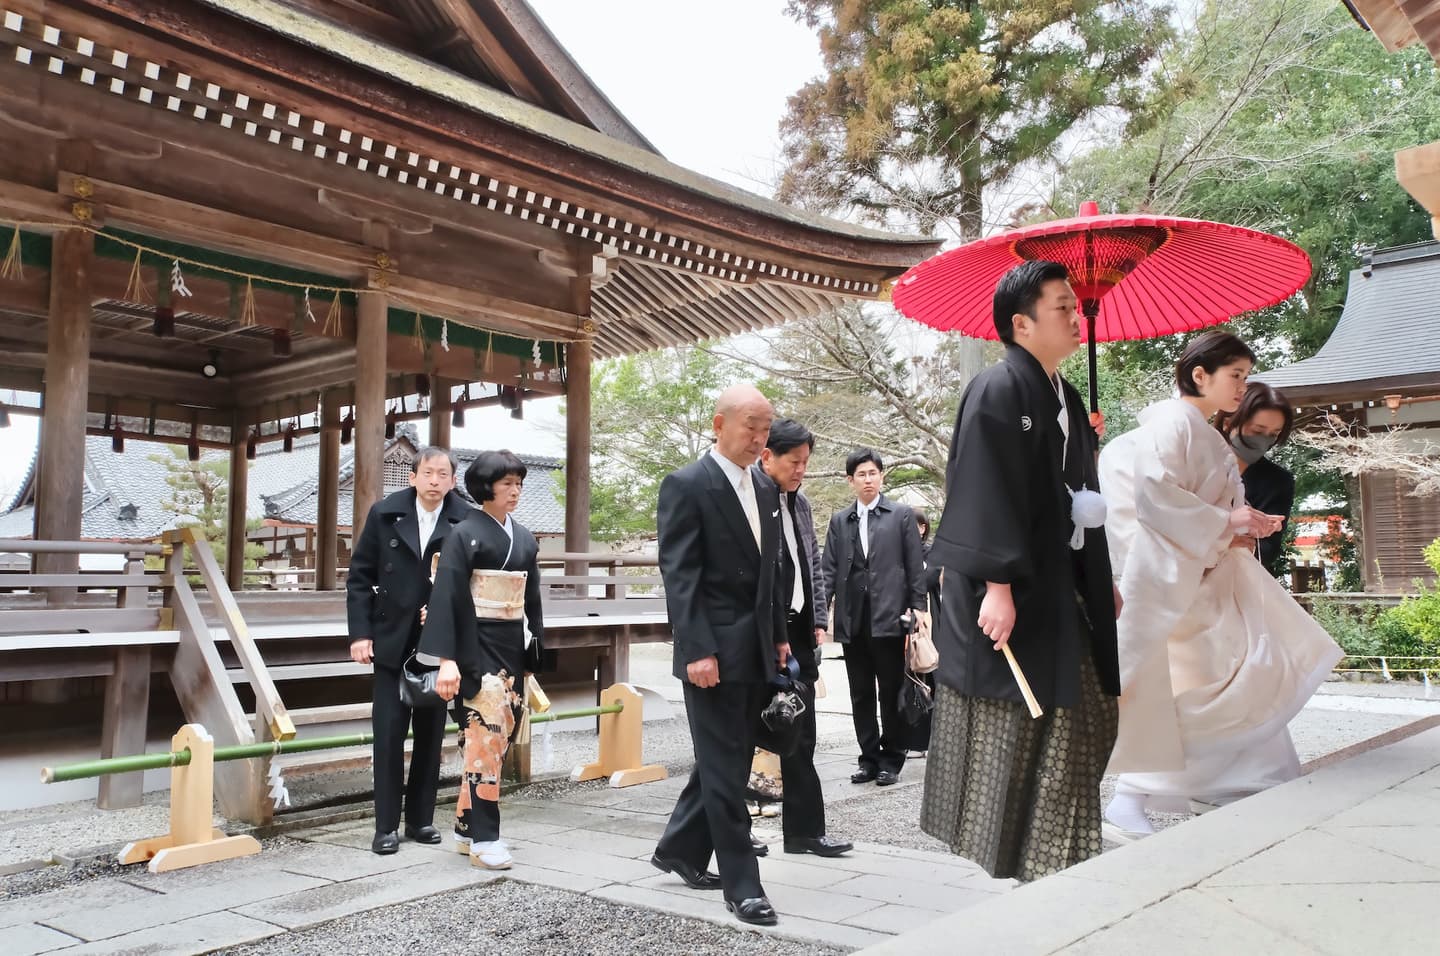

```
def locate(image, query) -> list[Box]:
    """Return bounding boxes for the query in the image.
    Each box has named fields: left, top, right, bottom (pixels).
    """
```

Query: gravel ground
left=223, top=879, right=848, bottom=956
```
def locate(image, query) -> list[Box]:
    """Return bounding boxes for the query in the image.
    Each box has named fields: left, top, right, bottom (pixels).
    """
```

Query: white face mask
left=1230, top=432, right=1277, bottom=466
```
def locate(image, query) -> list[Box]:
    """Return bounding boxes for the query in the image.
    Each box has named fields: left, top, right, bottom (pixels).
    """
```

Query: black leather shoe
left=876, top=770, right=900, bottom=786
left=784, top=835, right=854, bottom=857
left=726, top=896, right=778, bottom=926
left=404, top=824, right=442, bottom=845
left=851, top=768, right=878, bottom=784
left=651, top=853, right=723, bottom=890
left=750, top=834, right=769, bottom=857
left=372, top=831, right=399, bottom=855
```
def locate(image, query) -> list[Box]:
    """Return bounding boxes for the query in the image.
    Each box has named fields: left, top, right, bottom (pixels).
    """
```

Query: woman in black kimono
left=1217, top=383, right=1296, bottom=576
left=422, top=449, right=544, bottom=870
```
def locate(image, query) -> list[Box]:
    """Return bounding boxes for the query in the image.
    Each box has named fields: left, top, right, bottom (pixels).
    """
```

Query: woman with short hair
left=421, top=449, right=544, bottom=870
left=1097, top=331, right=1340, bottom=838
left=1218, top=382, right=1297, bottom=575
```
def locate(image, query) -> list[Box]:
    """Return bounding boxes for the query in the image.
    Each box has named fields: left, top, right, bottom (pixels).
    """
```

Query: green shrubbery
left=1311, top=539, right=1440, bottom=677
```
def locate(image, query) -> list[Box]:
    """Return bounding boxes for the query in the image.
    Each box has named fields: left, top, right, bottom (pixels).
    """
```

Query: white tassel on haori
left=1068, top=485, right=1108, bottom=550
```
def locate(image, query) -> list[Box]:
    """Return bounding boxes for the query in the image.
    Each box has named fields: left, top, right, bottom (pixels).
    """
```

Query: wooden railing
left=0, top=533, right=290, bottom=823
left=222, top=551, right=667, bottom=602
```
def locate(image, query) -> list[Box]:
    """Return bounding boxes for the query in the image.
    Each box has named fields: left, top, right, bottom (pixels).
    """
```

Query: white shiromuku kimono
left=1099, top=399, right=1341, bottom=809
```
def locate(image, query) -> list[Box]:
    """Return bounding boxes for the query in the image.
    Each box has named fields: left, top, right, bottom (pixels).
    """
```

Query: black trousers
left=372, top=664, right=447, bottom=834
left=780, top=618, right=824, bottom=840
left=844, top=621, right=908, bottom=775
left=656, top=679, right=768, bottom=901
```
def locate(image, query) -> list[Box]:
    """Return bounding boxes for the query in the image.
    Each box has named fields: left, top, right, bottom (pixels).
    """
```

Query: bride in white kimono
left=1098, top=331, right=1341, bottom=836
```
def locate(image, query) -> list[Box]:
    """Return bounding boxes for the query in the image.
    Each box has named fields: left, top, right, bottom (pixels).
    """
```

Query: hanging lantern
left=246, top=428, right=258, bottom=460
left=416, top=373, right=430, bottom=398
left=283, top=421, right=297, bottom=453
left=111, top=424, right=125, bottom=453
left=340, top=409, right=354, bottom=445
left=273, top=328, right=292, bottom=357
left=384, top=404, right=397, bottom=440
left=187, top=432, right=201, bottom=462
left=153, top=305, right=175, bottom=337
left=510, top=395, right=523, bottom=421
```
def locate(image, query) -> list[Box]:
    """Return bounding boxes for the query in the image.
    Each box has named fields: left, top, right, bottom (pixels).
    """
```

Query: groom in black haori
left=920, top=260, right=1122, bottom=882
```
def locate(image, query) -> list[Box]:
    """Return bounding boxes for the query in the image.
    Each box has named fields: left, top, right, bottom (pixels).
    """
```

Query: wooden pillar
left=98, top=549, right=152, bottom=808
left=429, top=376, right=452, bottom=449
left=565, top=339, right=593, bottom=562
left=225, top=413, right=250, bottom=591
left=352, top=293, right=387, bottom=539
left=317, top=393, right=341, bottom=590
left=34, top=228, right=93, bottom=598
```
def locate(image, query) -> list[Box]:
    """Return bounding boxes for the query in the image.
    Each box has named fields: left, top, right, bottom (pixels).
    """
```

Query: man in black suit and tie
left=347, top=446, right=470, bottom=855
left=651, top=384, right=789, bottom=927
left=756, top=418, right=854, bottom=859
left=822, top=448, right=926, bottom=786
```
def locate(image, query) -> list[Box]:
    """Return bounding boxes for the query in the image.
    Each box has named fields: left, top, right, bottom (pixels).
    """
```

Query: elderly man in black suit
left=822, top=448, right=926, bottom=786
left=650, top=384, right=790, bottom=927
left=347, top=446, right=470, bottom=855
left=755, top=418, right=854, bottom=859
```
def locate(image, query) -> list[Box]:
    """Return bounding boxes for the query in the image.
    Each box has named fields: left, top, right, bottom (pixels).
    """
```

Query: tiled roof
left=0, top=423, right=565, bottom=539
left=262, top=424, right=566, bottom=535
left=1256, top=242, right=1440, bottom=398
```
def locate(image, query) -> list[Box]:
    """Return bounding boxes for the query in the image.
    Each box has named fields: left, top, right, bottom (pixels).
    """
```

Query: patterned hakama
left=921, top=654, right=1117, bottom=882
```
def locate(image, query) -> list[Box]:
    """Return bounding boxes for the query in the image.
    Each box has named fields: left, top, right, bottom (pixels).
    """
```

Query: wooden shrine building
left=0, top=0, right=937, bottom=583
left=1257, top=242, right=1440, bottom=591
left=0, top=1, right=938, bottom=818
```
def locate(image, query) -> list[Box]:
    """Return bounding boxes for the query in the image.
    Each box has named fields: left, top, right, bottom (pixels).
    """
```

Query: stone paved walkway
left=865, top=722, right=1440, bottom=955
left=0, top=747, right=1012, bottom=954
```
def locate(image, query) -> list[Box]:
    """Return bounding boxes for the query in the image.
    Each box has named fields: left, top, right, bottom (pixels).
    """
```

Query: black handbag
left=897, top=668, right=934, bottom=725
left=398, top=653, right=446, bottom=708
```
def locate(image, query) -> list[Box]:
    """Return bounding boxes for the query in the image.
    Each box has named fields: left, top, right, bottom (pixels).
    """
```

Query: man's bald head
left=713, top=383, right=774, bottom=469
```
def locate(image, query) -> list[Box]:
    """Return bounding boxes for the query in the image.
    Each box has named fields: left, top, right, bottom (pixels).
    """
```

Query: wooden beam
left=428, top=376, right=452, bottom=450
left=352, top=292, right=387, bottom=538
left=565, top=338, right=593, bottom=562
left=34, top=227, right=93, bottom=596
left=226, top=411, right=251, bottom=590
left=97, top=547, right=152, bottom=809
left=316, top=393, right=341, bottom=590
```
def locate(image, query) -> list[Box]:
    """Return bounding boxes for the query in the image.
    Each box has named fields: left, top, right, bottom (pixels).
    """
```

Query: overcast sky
left=0, top=1, right=827, bottom=498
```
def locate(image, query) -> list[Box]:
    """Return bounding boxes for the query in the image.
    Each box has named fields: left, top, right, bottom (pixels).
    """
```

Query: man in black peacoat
left=346, top=448, right=470, bottom=855
left=650, top=384, right=789, bottom=927
left=822, top=450, right=926, bottom=785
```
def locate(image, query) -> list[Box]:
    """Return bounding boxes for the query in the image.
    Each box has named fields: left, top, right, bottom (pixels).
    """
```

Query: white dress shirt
left=779, top=492, right=805, bottom=613
left=709, top=448, right=761, bottom=547
left=856, top=496, right=879, bottom=558
left=416, top=499, right=442, bottom=551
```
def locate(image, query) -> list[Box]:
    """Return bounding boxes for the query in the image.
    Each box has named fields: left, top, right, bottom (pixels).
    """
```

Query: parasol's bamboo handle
left=1001, top=644, right=1044, bottom=719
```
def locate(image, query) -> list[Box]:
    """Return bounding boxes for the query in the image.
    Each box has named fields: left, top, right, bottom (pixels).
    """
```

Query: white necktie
left=780, top=496, right=804, bottom=613
left=418, top=509, right=434, bottom=550
left=859, top=503, right=870, bottom=559
left=738, top=470, right=762, bottom=548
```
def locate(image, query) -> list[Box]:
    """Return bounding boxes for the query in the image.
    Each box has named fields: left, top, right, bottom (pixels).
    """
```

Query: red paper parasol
left=891, top=201, right=1312, bottom=412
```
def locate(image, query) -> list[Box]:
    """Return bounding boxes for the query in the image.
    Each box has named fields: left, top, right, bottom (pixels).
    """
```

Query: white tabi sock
left=1104, top=791, right=1156, bottom=834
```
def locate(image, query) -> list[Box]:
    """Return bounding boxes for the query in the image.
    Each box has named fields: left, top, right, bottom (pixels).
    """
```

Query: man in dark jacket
left=755, top=419, right=853, bottom=858
left=347, top=446, right=470, bottom=855
left=822, top=449, right=926, bottom=786
left=651, top=384, right=789, bottom=927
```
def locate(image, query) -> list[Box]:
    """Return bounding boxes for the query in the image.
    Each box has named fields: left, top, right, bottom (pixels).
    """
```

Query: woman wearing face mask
left=1095, top=331, right=1341, bottom=839
left=1219, top=383, right=1296, bottom=575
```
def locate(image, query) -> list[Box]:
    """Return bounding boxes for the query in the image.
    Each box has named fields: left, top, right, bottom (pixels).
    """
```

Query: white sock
left=1105, top=791, right=1155, bottom=834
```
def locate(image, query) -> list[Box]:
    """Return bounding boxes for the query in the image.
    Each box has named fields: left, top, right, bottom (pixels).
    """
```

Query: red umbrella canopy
left=891, top=202, right=1312, bottom=342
